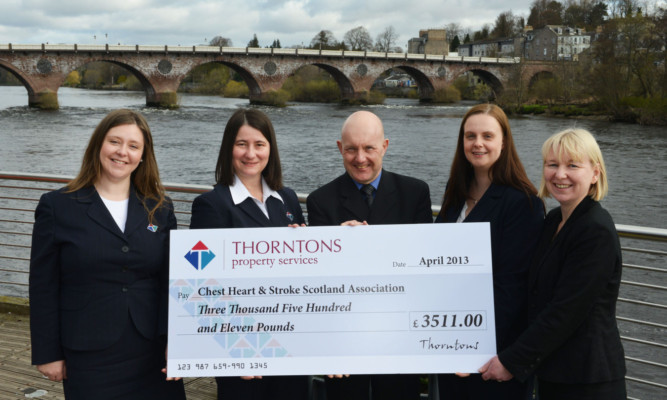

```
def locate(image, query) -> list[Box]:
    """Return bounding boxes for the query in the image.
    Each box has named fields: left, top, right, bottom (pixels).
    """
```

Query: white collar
left=229, top=174, right=283, bottom=205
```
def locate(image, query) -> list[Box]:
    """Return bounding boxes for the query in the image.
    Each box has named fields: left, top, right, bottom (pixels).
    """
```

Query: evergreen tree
left=450, top=35, right=461, bottom=51
left=248, top=34, right=259, bottom=48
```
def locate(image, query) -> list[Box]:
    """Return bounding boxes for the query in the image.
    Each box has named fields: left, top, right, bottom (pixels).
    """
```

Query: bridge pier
left=28, top=89, right=59, bottom=110
left=146, top=90, right=179, bottom=109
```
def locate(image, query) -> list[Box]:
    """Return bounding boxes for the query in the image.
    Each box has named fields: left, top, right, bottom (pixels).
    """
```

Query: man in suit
left=306, top=110, right=432, bottom=400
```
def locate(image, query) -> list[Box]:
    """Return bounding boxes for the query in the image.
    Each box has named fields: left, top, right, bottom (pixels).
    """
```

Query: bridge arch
left=65, top=58, right=156, bottom=99
left=308, top=63, right=355, bottom=100
left=182, top=60, right=263, bottom=98
left=462, top=68, right=504, bottom=99
left=528, top=70, right=557, bottom=89
left=381, top=65, right=435, bottom=101
left=0, top=61, right=36, bottom=99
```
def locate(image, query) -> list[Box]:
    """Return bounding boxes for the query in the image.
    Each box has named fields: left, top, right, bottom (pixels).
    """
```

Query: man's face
left=337, top=117, right=388, bottom=184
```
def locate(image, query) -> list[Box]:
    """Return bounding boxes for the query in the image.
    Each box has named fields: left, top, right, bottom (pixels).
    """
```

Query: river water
left=1, top=86, right=665, bottom=228
left=1, top=87, right=666, bottom=398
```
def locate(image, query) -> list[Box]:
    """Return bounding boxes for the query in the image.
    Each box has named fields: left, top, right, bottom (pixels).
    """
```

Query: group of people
left=29, top=104, right=626, bottom=400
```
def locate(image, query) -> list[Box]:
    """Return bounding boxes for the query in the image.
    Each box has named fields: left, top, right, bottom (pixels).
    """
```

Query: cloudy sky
left=1, top=0, right=534, bottom=49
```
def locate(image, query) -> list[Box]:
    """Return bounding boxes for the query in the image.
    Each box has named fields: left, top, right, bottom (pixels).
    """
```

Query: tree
left=473, top=24, right=490, bottom=41
left=497, top=59, right=529, bottom=111
left=344, top=26, right=373, bottom=51
left=588, top=2, right=609, bottom=27
left=64, top=71, right=81, bottom=87
left=607, top=0, right=639, bottom=18
left=445, top=23, right=462, bottom=43
left=209, top=36, right=232, bottom=47
left=491, top=11, right=520, bottom=38
left=270, top=39, right=282, bottom=48
left=450, top=35, right=461, bottom=52
left=563, top=4, right=586, bottom=27
left=528, top=0, right=564, bottom=28
left=310, top=30, right=338, bottom=49
left=247, top=34, right=259, bottom=48
left=464, top=33, right=471, bottom=43
left=375, top=26, right=398, bottom=52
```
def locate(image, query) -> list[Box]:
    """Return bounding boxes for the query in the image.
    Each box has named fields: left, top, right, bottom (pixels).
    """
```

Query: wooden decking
left=0, top=311, right=217, bottom=400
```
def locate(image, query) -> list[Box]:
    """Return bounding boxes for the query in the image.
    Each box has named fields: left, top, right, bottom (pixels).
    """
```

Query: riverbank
left=513, top=101, right=667, bottom=125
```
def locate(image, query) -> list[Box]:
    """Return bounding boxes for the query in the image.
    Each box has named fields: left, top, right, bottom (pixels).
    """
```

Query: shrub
left=518, top=105, right=547, bottom=114
left=223, top=80, right=249, bottom=98
left=348, top=90, right=386, bottom=105
left=432, top=86, right=461, bottom=103
left=257, top=89, right=290, bottom=107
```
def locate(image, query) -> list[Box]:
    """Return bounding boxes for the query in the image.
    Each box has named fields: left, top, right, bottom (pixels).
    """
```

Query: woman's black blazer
left=189, top=183, right=305, bottom=229
left=499, top=197, right=626, bottom=383
left=29, top=186, right=176, bottom=365
left=436, top=183, right=544, bottom=352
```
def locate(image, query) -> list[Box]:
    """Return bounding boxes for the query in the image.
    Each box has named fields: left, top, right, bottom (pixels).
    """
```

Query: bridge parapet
left=0, top=43, right=521, bottom=65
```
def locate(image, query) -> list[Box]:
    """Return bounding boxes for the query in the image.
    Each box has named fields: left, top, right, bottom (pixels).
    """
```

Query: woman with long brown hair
left=436, top=104, right=544, bottom=399
left=29, top=109, right=185, bottom=399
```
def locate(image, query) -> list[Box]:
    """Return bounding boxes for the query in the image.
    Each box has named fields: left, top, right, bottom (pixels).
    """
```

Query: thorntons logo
left=184, top=241, right=216, bottom=270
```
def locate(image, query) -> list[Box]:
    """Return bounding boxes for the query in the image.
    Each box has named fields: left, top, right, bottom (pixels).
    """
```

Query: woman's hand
left=479, top=356, right=513, bottom=382
left=162, top=346, right=182, bottom=381
left=341, top=220, right=368, bottom=226
left=327, top=374, right=351, bottom=378
left=37, top=360, right=67, bottom=382
left=288, top=223, right=306, bottom=228
left=241, top=376, right=263, bottom=380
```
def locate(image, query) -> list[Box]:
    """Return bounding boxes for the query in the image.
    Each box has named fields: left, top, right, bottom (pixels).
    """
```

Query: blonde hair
left=539, top=128, right=608, bottom=201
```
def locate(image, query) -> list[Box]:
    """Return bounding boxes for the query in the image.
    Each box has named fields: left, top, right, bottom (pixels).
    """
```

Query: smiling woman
left=485, top=129, right=627, bottom=400
left=188, top=108, right=308, bottom=400
left=28, top=109, right=186, bottom=400
left=435, top=104, right=544, bottom=400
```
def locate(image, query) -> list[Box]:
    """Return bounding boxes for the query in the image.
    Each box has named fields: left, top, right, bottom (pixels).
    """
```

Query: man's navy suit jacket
left=306, top=170, right=432, bottom=226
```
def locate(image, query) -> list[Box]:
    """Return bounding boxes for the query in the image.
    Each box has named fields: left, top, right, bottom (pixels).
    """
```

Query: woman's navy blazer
left=436, top=183, right=544, bottom=352
left=189, top=183, right=305, bottom=229
left=29, top=186, right=176, bottom=365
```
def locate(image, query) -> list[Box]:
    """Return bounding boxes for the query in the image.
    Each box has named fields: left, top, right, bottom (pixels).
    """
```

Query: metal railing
left=1, top=172, right=665, bottom=399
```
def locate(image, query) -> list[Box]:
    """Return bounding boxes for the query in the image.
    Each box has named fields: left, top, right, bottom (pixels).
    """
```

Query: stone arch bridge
left=0, top=43, right=555, bottom=109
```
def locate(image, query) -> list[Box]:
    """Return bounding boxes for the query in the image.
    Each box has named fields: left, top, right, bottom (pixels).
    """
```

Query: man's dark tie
left=361, top=184, right=375, bottom=207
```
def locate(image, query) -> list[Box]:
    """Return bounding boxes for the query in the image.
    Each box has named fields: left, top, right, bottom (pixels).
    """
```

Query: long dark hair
left=215, top=108, right=283, bottom=190
left=66, top=109, right=166, bottom=223
left=441, top=104, right=537, bottom=214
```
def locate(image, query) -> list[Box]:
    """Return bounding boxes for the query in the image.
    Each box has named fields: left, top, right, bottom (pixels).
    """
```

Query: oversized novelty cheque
left=167, top=223, right=495, bottom=377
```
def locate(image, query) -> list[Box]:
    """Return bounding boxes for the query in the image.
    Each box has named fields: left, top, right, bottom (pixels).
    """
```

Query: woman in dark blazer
left=436, top=104, right=544, bottom=400
left=480, top=129, right=627, bottom=399
left=189, top=108, right=308, bottom=400
left=29, top=109, right=186, bottom=399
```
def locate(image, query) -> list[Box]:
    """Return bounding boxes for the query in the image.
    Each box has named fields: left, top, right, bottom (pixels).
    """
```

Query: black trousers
left=325, top=374, right=421, bottom=400
left=437, top=373, right=528, bottom=400
left=215, top=375, right=309, bottom=400
left=538, top=378, right=627, bottom=400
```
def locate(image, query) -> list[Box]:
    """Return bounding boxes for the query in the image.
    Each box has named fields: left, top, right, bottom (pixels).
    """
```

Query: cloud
left=1, top=0, right=533, bottom=47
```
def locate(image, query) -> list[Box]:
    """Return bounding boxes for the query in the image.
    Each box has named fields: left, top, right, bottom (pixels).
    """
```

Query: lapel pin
left=286, top=211, right=294, bottom=222
left=147, top=224, right=158, bottom=232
